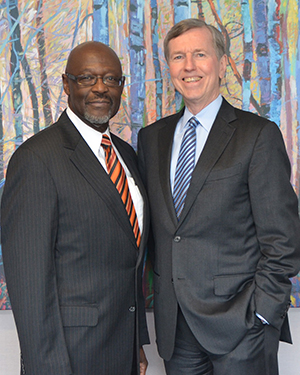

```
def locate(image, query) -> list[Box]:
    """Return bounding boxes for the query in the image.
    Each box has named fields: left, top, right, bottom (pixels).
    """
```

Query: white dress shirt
left=66, top=107, right=144, bottom=234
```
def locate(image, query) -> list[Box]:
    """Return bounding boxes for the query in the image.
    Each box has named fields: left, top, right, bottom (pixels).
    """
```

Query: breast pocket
left=213, top=272, right=254, bottom=297
left=206, top=163, right=242, bottom=182
left=60, top=305, right=99, bottom=327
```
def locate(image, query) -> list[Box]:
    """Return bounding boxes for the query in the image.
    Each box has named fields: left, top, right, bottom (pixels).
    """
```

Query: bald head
left=65, top=41, right=122, bottom=74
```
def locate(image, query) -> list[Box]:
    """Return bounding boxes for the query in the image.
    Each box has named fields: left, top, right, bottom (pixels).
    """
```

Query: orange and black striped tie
left=101, top=134, right=141, bottom=248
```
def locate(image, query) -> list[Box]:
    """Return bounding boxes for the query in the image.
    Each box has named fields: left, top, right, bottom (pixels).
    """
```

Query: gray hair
left=164, top=18, right=226, bottom=62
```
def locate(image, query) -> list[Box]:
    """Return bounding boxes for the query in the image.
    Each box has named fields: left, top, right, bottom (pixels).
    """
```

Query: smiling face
left=63, top=42, right=124, bottom=132
left=168, top=27, right=227, bottom=114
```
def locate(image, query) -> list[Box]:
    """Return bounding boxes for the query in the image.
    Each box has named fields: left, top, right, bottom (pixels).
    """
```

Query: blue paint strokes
left=173, top=0, right=191, bottom=111
left=216, top=0, right=222, bottom=19
left=291, top=277, right=300, bottom=307
left=174, top=0, right=191, bottom=22
left=150, top=0, right=162, bottom=119
left=241, top=0, right=252, bottom=110
left=129, top=0, right=146, bottom=149
left=93, top=0, right=109, bottom=44
left=56, top=4, right=83, bottom=119
left=268, top=0, right=282, bottom=123
left=0, top=0, right=30, bottom=56
left=252, top=0, right=271, bottom=117
left=296, top=0, right=300, bottom=168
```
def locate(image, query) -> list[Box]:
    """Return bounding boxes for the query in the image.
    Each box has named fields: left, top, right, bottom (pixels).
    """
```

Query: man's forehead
left=169, top=28, right=214, bottom=50
left=66, top=46, right=121, bottom=72
left=169, top=46, right=206, bottom=55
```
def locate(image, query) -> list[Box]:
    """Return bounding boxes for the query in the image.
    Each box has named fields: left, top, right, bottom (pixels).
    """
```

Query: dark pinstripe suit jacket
left=1, top=110, right=149, bottom=375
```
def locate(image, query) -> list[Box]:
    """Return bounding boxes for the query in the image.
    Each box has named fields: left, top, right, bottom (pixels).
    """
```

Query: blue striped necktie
left=173, top=117, right=200, bottom=219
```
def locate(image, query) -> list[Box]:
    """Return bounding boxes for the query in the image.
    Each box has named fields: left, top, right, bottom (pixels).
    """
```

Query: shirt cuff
left=255, top=312, right=269, bottom=325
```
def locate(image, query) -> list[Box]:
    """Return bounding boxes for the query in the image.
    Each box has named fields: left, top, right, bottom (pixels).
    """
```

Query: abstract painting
left=0, top=0, right=299, bottom=309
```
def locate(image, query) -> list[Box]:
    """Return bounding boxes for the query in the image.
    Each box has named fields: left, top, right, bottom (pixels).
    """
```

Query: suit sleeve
left=249, top=121, right=300, bottom=330
left=137, top=259, right=150, bottom=346
left=1, top=146, right=72, bottom=375
left=137, top=130, right=156, bottom=267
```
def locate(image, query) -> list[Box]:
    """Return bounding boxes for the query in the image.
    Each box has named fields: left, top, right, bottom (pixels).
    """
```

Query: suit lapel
left=158, top=110, right=184, bottom=227
left=178, top=99, right=237, bottom=225
left=58, top=112, right=137, bottom=248
left=111, top=134, right=144, bottom=198
left=111, top=134, right=150, bottom=258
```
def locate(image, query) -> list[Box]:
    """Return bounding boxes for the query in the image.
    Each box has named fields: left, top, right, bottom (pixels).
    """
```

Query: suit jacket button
left=174, top=236, right=181, bottom=242
left=129, top=306, right=136, bottom=312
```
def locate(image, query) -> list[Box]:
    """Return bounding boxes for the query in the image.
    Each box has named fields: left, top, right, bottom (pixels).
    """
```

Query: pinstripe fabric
left=137, top=98, right=300, bottom=363
left=173, top=117, right=200, bottom=219
left=101, top=134, right=141, bottom=247
left=1, top=111, right=150, bottom=375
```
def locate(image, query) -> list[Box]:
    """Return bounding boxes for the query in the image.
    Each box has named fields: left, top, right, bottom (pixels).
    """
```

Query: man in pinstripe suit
left=1, top=41, right=149, bottom=375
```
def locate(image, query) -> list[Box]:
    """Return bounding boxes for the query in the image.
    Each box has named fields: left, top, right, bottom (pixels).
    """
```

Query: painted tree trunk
left=241, top=0, right=252, bottom=111
left=129, top=0, right=145, bottom=149
left=93, top=0, right=109, bottom=44
left=150, top=0, right=162, bottom=120
left=36, top=0, right=53, bottom=130
left=8, top=0, right=23, bottom=148
left=252, top=0, right=271, bottom=118
left=173, top=0, right=191, bottom=111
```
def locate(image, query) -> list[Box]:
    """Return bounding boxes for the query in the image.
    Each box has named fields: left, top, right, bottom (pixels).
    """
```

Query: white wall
left=0, top=311, right=19, bottom=375
left=0, top=309, right=299, bottom=375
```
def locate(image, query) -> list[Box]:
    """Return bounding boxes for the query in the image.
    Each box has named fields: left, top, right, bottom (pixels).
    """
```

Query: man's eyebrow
left=170, top=50, right=184, bottom=55
left=171, top=48, right=204, bottom=55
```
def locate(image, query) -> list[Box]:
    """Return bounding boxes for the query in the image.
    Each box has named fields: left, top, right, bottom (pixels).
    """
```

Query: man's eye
left=79, top=75, right=94, bottom=82
left=105, top=76, right=118, bottom=82
left=173, top=55, right=182, bottom=60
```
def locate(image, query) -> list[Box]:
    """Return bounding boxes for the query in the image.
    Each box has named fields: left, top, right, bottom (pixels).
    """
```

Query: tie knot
left=188, top=117, right=200, bottom=129
left=101, top=134, right=111, bottom=148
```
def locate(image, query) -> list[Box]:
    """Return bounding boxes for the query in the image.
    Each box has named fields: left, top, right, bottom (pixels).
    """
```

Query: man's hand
left=139, top=347, right=148, bottom=375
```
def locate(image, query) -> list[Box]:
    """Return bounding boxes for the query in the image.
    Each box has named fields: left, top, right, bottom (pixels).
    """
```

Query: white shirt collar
left=66, top=107, right=110, bottom=156
left=181, top=95, right=223, bottom=133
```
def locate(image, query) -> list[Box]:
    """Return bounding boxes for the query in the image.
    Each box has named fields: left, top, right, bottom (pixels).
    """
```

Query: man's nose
left=184, top=55, right=196, bottom=70
left=91, top=77, right=109, bottom=93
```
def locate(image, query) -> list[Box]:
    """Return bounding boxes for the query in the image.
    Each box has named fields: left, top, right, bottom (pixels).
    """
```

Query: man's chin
left=84, top=112, right=111, bottom=127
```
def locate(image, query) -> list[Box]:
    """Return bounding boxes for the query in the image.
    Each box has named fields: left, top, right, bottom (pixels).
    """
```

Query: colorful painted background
left=0, top=0, right=300, bottom=310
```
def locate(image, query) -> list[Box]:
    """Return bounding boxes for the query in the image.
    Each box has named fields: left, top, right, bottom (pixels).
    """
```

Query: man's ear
left=62, top=74, right=70, bottom=96
left=219, top=54, right=227, bottom=80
